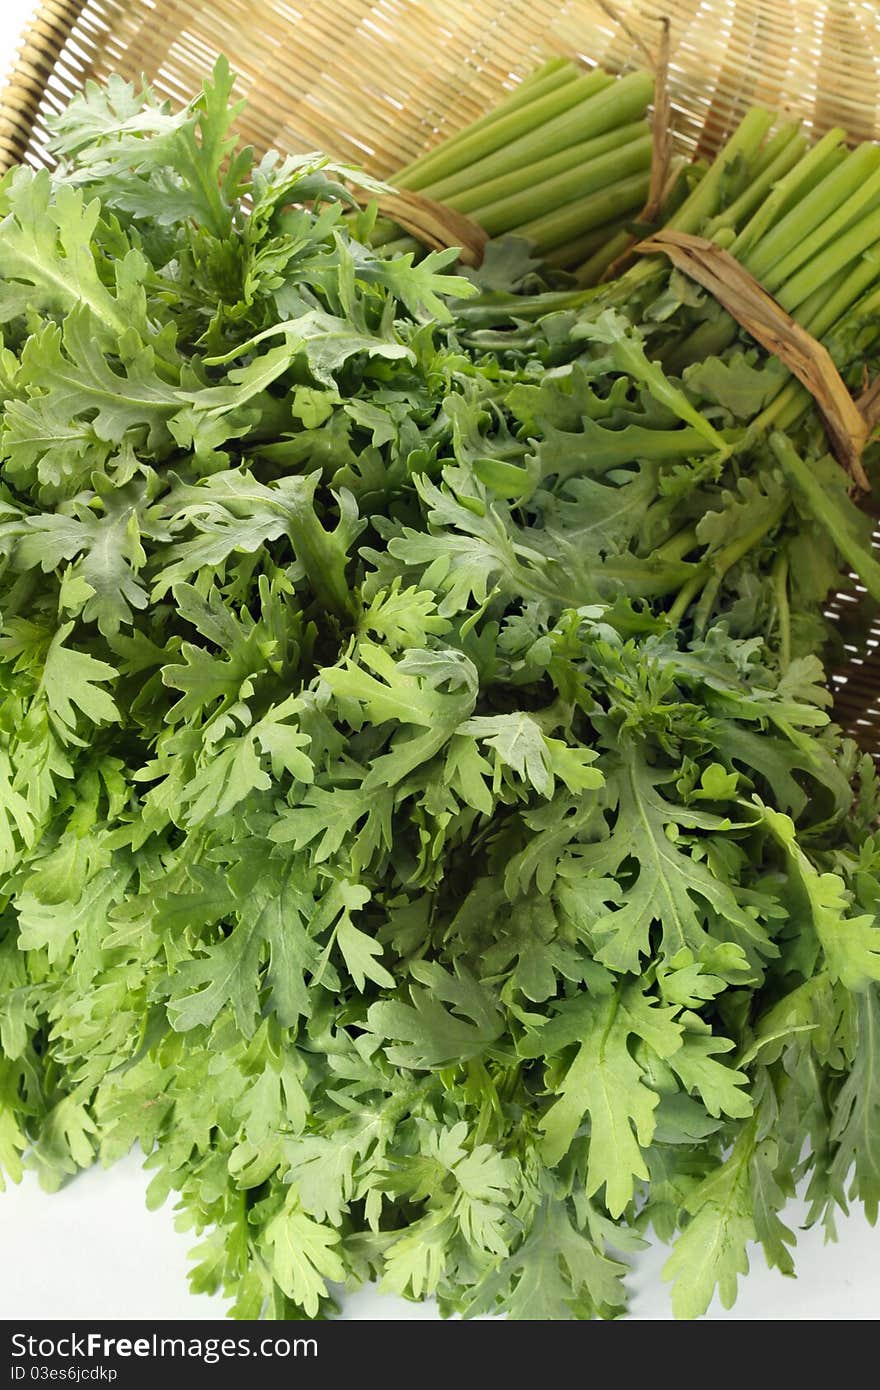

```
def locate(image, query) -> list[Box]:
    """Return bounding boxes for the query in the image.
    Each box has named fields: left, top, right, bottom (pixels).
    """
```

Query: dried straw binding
left=2, top=0, right=880, bottom=744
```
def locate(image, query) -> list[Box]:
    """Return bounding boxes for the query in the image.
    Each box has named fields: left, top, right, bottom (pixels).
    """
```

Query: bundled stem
left=371, top=61, right=654, bottom=269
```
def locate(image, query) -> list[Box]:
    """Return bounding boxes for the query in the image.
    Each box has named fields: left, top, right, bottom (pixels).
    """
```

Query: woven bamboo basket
left=2, top=0, right=880, bottom=742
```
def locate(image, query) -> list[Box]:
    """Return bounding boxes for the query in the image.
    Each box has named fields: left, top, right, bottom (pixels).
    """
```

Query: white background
left=0, top=0, right=877, bottom=1321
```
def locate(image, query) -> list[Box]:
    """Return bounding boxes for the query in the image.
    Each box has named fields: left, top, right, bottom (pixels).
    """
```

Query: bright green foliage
left=0, top=60, right=879, bottom=1325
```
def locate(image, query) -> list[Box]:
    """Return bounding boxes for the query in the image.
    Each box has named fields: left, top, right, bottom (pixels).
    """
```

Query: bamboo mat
left=3, top=1, right=880, bottom=175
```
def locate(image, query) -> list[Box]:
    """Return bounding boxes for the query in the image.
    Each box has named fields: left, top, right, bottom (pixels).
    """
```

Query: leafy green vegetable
left=1, top=58, right=879, bottom=1324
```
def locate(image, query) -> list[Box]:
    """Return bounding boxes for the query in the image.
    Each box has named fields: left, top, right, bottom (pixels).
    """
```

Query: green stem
left=448, top=120, right=648, bottom=217
left=453, top=286, right=600, bottom=329
left=772, top=550, right=791, bottom=671
left=750, top=120, right=804, bottom=178
left=543, top=217, right=626, bottom=271
left=422, top=69, right=654, bottom=204
left=669, top=494, right=788, bottom=630
left=760, top=154, right=880, bottom=292
left=611, top=108, right=776, bottom=304
left=747, top=378, right=805, bottom=438
left=516, top=167, right=651, bottom=253
left=476, top=137, right=652, bottom=240
left=666, top=218, right=880, bottom=380
left=662, top=264, right=843, bottom=378
left=666, top=107, right=775, bottom=236
left=391, top=60, right=581, bottom=188
left=712, top=497, right=789, bottom=577
left=730, top=125, right=848, bottom=261
left=574, top=227, right=633, bottom=286
left=703, top=125, right=807, bottom=238
left=800, top=245, right=880, bottom=339
left=661, top=318, right=736, bottom=379
left=516, top=56, right=572, bottom=89
left=448, top=59, right=578, bottom=135
left=369, top=215, right=408, bottom=248
left=667, top=571, right=708, bottom=628
left=776, top=205, right=880, bottom=313
left=655, top=526, right=698, bottom=563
